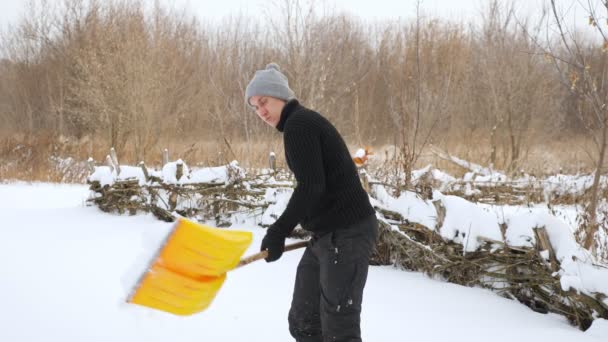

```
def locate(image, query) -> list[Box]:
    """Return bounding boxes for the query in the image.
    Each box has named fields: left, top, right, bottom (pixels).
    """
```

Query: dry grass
left=407, top=134, right=594, bottom=177
left=0, top=132, right=287, bottom=182
left=0, top=132, right=596, bottom=183
left=0, top=133, right=66, bottom=182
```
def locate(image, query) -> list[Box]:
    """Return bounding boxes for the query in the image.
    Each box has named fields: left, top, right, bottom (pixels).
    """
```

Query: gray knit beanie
left=245, top=63, right=295, bottom=107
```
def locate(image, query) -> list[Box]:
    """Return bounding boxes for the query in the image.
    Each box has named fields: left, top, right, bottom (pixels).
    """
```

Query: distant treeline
left=0, top=0, right=603, bottom=169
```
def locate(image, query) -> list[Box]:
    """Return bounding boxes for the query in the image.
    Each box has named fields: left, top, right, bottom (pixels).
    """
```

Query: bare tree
left=542, top=0, right=608, bottom=252
left=382, top=1, right=445, bottom=191
left=475, top=1, right=558, bottom=173
left=0, top=0, right=599, bottom=179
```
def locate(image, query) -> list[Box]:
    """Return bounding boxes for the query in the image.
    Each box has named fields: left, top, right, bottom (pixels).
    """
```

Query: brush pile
left=87, top=149, right=608, bottom=331
left=371, top=204, right=608, bottom=330
left=87, top=150, right=293, bottom=225
left=408, top=148, right=608, bottom=206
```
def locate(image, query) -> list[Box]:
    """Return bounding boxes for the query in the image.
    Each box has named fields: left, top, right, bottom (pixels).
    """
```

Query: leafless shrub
left=0, top=0, right=598, bottom=180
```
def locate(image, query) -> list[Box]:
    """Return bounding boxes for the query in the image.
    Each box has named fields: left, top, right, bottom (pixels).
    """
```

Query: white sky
left=164, top=0, right=495, bottom=21
left=0, top=0, right=595, bottom=24
left=0, top=0, right=602, bottom=40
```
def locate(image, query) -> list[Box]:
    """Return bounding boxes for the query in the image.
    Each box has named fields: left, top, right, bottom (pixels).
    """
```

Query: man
left=245, top=63, right=378, bottom=342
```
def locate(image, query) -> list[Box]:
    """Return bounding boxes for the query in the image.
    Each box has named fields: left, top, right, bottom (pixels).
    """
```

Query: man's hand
left=260, top=229, right=286, bottom=262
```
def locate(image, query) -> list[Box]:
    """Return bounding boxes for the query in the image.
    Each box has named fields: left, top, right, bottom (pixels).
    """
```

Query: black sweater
left=270, top=99, right=375, bottom=236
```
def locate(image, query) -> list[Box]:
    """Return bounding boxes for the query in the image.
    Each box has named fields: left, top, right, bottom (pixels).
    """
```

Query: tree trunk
left=490, top=125, right=497, bottom=167
left=583, top=117, right=608, bottom=252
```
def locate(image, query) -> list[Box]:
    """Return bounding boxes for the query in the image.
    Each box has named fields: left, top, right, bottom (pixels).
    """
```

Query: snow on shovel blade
left=127, top=218, right=253, bottom=315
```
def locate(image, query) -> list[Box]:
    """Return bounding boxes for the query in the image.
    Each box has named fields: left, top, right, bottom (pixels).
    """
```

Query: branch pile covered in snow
left=87, top=156, right=608, bottom=330
left=368, top=179, right=608, bottom=330
left=87, top=159, right=293, bottom=224
left=374, top=150, right=608, bottom=206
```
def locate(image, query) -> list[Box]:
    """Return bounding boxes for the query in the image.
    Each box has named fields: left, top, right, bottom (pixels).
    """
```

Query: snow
left=88, top=166, right=115, bottom=186
left=188, top=160, right=246, bottom=184
left=560, top=258, right=608, bottom=295
left=117, top=166, right=148, bottom=185
left=261, top=187, right=293, bottom=226
left=88, top=165, right=147, bottom=186
left=370, top=186, right=437, bottom=229
left=162, top=160, right=190, bottom=184
left=0, top=183, right=607, bottom=341
left=503, top=211, right=582, bottom=258
left=355, top=148, right=366, bottom=159
left=504, top=212, right=538, bottom=248
left=188, top=165, right=228, bottom=183
left=436, top=192, right=503, bottom=251
left=89, top=160, right=247, bottom=186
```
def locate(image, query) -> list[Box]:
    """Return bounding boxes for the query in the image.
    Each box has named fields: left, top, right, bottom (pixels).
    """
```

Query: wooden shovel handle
left=236, top=240, right=309, bottom=268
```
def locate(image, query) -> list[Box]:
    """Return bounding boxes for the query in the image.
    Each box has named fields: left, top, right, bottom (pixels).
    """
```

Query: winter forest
left=1, top=0, right=608, bottom=341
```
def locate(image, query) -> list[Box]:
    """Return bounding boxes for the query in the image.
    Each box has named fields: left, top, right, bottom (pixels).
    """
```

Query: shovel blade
left=127, top=218, right=253, bottom=315
left=129, top=264, right=227, bottom=315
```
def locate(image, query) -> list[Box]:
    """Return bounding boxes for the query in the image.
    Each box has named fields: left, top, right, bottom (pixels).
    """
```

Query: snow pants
left=288, top=215, right=378, bottom=342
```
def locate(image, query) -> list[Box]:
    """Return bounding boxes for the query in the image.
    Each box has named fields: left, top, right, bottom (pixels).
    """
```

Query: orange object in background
left=353, top=146, right=373, bottom=167
left=127, top=218, right=253, bottom=315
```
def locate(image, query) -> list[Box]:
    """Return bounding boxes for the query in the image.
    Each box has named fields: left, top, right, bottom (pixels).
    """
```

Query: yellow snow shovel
left=126, top=218, right=308, bottom=315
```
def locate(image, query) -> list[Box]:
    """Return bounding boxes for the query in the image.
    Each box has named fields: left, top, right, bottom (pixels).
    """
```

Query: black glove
left=260, top=228, right=286, bottom=262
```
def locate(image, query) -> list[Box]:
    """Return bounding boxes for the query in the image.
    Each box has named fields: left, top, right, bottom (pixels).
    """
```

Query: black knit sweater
left=270, top=99, right=375, bottom=237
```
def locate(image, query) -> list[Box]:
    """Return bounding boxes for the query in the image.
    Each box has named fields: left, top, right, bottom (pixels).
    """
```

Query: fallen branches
left=87, top=150, right=608, bottom=331
left=87, top=152, right=292, bottom=223
left=372, top=218, right=608, bottom=330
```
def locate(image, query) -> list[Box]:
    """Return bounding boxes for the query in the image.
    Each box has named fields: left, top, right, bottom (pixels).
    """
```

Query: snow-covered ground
left=0, top=183, right=607, bottom=341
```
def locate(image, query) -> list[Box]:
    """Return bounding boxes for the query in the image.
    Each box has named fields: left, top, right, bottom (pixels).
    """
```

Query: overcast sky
left=0, top=0, right=599, bottom=33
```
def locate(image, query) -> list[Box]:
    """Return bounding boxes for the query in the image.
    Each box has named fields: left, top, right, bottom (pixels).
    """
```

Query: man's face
left=249, top=95, right=286, bottom=127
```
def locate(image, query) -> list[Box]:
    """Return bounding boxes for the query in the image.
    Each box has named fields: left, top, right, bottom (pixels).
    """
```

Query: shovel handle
left=237, top=240, right=309, bottom=268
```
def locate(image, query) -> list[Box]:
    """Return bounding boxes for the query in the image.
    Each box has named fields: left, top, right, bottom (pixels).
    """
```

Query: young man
left=245, top=63, right=378, bottom=342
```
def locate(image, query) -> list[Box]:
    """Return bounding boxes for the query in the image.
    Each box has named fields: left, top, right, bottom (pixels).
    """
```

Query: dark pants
left=288, top=215, right=378, bottom=342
